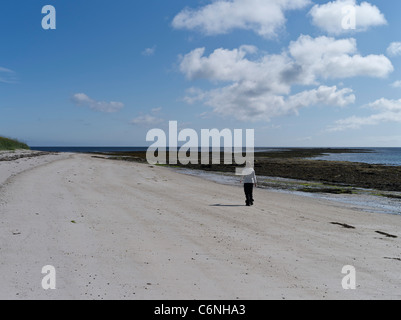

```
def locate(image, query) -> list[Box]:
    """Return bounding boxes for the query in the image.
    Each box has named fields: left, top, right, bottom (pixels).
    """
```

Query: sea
left=311, top=148, right=401, bottom=166
left=30, top=146, right=401, bottom=215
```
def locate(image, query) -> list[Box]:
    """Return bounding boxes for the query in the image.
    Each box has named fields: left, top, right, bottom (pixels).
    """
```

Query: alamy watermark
left=42, top=5, right=56, bottom=30
left=342, top=5, right=356, bottom=31
left=40, top=4, right=356, bottom=32
left=41, top=265, right=56, bottom=290
left=146, top=121, right=254, bottom=175
left=342, top=265, right=356, bottom=290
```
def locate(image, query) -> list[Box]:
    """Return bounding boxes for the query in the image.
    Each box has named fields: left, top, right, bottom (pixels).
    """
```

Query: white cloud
left=180, top=45, right=258, bottom=81
left=72, top=93, right=124, bottom=113
left=288, top=85, right=355, bottom=110
left=181, top=36, right=393, bottom=86
left=309, top=0, right=387, bottom=35
left=0, top=66, right=17, bottom=84
left=328, top=98, right=401, bottom=131
left=182, top=87, right=208, bottom=105
left=130, top=114, right=164, bottom=126
left=0, top=67, right=13, bottom=73
left=180, top=45, right=291, bottom=94
left=288, top=35, right=393, bottom=81
left=142, top=46, right=156, bottom=56
left=151, top=107, right=162, bottom=113
left=172, top=0, right=311, bottom=38
left=368, top=98, right=401, bottom=112
left=387, top=42, right=401, bottom=57
left=187, top=84, right=355, bottom=122
left=391, top=80, right=401, bottom=88
left=131, top=108, right=164, bottom=126
left=179, top=35, right=392, bottom=121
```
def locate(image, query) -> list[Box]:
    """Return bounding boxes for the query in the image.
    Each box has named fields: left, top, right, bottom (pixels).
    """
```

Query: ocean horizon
left=29, top=146, right=284, bottom=153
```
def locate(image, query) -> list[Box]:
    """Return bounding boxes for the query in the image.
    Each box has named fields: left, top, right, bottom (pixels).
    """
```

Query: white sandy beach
left=0, top=151, right=401, bottom=300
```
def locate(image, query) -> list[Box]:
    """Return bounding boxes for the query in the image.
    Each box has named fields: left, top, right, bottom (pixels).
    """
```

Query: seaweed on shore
left=330, top=222, right=356, bottom=229
left=376, top=231, right=398, bottom=239
left=97, top=148, right=401, bottom=193
left=380, top=194, right=401, bottom=200
left=297, top=187, right=354, bottom=195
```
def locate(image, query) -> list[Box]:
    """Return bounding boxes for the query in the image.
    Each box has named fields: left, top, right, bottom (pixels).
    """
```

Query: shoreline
left=5, top=149, right=399, bottom=216
left=168, top=167, right=401, bottom=216
left=1, top=153, right=401, bottom=299
left=93, top=148, right=401, bottom=192
left=0, top=150, right=72, bottom=187
left=90, top=149, right=401, bottom=215
left=3, top=149, right=400, bottom=216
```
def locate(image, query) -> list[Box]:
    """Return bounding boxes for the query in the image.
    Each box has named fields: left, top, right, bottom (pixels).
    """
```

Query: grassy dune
left=0, top=136, right=30, bottom=151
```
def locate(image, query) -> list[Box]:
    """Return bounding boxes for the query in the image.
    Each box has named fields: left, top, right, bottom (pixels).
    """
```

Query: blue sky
left=1, top=0, right=401, bottom=147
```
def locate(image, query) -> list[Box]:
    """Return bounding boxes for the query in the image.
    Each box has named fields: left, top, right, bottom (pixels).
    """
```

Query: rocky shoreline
left=254, top=158, right=401, bottom=192
left=95, top=148, right=401, bottom=193
left=0, top=150, right=52, bottom=162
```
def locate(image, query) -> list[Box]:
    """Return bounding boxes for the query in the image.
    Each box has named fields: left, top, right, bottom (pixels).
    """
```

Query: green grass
left=0, top=136, right=30, bottom=151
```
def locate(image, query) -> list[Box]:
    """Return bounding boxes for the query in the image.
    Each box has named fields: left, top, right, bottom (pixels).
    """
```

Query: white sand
left=0, top=150, right=71, bottom=186
left=0, top=153, right=401, bottom=300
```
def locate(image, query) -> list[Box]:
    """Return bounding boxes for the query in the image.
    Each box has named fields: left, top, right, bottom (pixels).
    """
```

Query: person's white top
left=242, top=169, right=257, bottom=184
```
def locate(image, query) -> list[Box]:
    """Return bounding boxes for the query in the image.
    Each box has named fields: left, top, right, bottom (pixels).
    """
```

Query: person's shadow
left=210, top=204, right=246, bottom=207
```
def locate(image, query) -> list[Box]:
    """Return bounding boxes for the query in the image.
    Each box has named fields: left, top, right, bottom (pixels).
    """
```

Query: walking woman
left=240, top=161, right=257, bottom=206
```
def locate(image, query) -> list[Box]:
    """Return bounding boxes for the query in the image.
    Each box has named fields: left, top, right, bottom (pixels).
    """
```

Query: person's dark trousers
left=244, top=183, right=254, bottom=206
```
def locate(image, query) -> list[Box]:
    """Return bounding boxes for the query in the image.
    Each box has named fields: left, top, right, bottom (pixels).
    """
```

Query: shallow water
left=312, top=148, right=401, bottom=166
